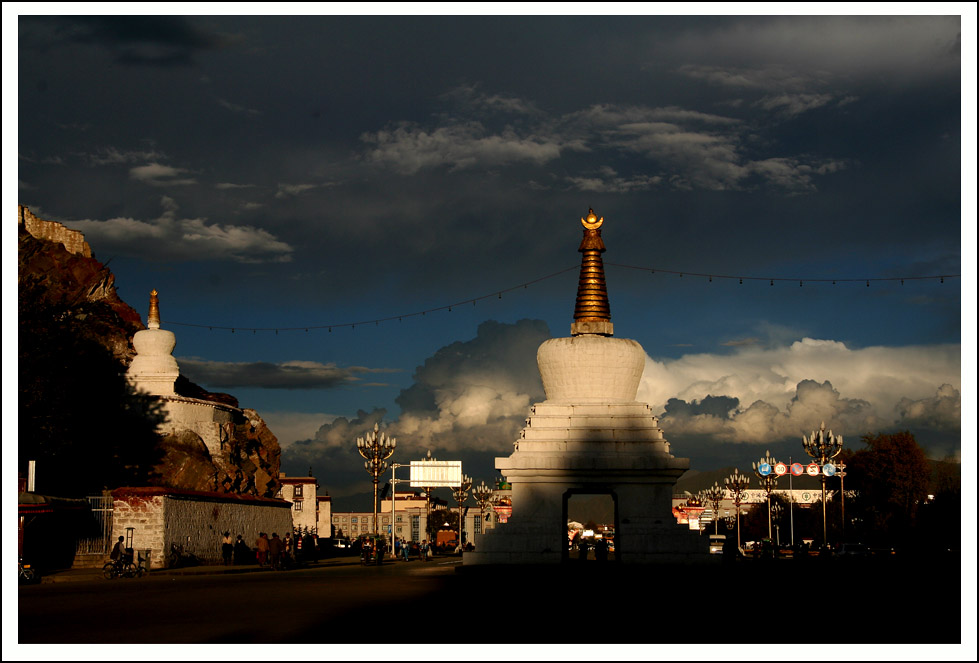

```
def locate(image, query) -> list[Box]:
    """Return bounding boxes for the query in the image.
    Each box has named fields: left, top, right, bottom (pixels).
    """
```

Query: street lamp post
left=724, top=469, right=750, bottom=552
left=700, top=483, right=725, bottom=536
left=803, top=422, right=844, bottom=549
left=452, top=474, right=472, bottom=552
left=356, top=423, right=396, bottom=541
left=752, top=450, right=779, bottom=542
left=472, top=480, right=494, bottom=542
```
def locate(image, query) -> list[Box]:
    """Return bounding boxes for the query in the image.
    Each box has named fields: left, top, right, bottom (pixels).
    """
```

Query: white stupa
left=127, top=289, right=179, bottom=396
left=127, top=290, right=239, bottom=458
left=465, top=210, right=704, bottom=565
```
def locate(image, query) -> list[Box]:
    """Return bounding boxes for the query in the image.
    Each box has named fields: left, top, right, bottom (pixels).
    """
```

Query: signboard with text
left=409, top=460, right=463, bottom=487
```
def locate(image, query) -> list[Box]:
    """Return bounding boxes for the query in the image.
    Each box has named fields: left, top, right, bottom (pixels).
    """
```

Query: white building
left=332, top=490, right=504, bottom=549
left=277, top=472, right=326, bottom=536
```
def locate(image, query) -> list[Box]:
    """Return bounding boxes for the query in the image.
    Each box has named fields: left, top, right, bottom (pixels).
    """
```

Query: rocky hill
left=18, top=205, right=282, bottom=497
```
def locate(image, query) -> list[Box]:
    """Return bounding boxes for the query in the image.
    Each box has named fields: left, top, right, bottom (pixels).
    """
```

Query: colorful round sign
left=757, top=462, right=772, bottom=476
left=806, top=463, right=820, bottom=476
left=790, top=462, right=804, bottom=476
left=774, top=462, right=788, bottom=476
left=823, top=463, right=837, bottom=477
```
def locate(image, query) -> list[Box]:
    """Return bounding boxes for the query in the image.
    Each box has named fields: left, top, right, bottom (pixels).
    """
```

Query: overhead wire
left=163, top=263, right=959, bottom=334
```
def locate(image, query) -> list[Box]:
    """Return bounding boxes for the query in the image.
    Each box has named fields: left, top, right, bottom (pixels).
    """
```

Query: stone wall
left=112, top=487, right=292, bottom=569
left=19, top=205, right=92, bottom=258
left=163, top=397, right=238, bottom=459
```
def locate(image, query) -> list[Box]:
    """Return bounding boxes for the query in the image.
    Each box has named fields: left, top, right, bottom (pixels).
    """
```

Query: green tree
left=19, top=276, right=166, bottom=496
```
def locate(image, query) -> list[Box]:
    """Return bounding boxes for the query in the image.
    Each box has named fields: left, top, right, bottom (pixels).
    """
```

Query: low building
left=332, top=490, right=503, bottom=550
left=276, top=472, right=321, bottom=535
left=111, top=487, right=293, bottom=569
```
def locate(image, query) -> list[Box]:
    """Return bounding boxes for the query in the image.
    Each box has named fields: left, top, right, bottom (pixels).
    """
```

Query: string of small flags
left=164, top=263, right=959, bottom=335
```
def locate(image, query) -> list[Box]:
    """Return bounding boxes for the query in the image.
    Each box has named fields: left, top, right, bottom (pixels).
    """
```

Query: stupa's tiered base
left=464, top=400, right=706, bottom=566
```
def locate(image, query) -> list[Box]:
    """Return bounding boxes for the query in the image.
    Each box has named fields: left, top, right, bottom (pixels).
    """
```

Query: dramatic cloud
left=252, top=411, right=339, bottom=450
left=129, top=162, right=197, bottom=187
left=177, top=358, right=398, bottom=390
left=666, top=16, right=960, bottom=81
left=279, top=322, right=961, bottom=502
left=84, top=146, right=166, bottom=166
left=361, top=121, right=566, bottom=174
left=638, top=338, right=961, bottom=448
left=359, top=92, right=849, bottom=191
left=67, top=196, right=294, bottom=263
left=21, top=15, right=232, bottom=66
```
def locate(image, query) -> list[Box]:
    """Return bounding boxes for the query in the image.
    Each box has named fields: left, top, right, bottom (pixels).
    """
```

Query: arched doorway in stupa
left=563, top=489, right=619, bottom=564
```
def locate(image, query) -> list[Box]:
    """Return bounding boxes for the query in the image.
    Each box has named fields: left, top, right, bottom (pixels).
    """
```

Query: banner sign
left=409, top=460, right=463, bottom=487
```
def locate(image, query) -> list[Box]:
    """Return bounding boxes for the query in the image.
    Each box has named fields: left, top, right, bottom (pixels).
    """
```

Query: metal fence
left=75, top=495, right=113, bottom=555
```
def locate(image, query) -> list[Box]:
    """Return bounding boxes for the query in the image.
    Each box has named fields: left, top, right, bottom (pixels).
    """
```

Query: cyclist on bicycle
left=109, top=536, right=126, bottom=572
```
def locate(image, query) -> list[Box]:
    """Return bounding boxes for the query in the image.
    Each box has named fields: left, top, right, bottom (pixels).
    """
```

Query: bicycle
left=102, top=554, right=144, bottom=579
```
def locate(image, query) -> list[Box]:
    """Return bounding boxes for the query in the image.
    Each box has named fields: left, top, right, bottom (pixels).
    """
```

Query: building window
left=351, top=517, right=358, bottom=523
left=294, top=501, right=303, bottom=511
left=474, top=516, right=481, bottom=535
left=396, top=515, right=403, bottom=523
left=293, top=485, right=304, bottom=499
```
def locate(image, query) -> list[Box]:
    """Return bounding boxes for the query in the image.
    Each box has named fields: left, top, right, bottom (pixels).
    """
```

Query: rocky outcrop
left=18, top=205, right=282, bottom=498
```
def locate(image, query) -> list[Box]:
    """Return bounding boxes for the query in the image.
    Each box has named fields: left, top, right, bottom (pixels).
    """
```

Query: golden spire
left=147, top=289, right=161, bottom=329
left=571, top=209, right=613, bottom=336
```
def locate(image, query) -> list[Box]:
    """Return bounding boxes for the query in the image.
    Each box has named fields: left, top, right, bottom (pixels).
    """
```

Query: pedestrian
left=283, top=532, right=293, bottom=564
left=402, top=540, right=410, bottom=562
left=394, top=537, right=402, bottom=560
left=221, top=531, right=233, bottom=566
left=233, top=534, right=250, bottom=565
left=268, top=533, right=284, bottom=570
left=256, top=532, right=269, bottom=567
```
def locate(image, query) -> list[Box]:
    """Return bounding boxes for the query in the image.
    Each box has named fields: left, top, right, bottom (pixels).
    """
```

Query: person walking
left=402, top=540, right=411, bottom=562
left=221, top=532, right=234, bottom=566
left=256, top=532, right=270, bottom=567
left=268, top=533, right=284, bottom=570
left=233, top=534, right=250, bottom=565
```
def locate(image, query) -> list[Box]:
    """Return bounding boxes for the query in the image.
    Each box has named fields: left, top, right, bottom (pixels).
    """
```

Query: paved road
left=17, top=554, right=964, bottom=645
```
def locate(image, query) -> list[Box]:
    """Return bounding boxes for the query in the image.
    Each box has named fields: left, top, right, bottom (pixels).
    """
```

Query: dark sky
left=9, top=10, right=973, bottom=507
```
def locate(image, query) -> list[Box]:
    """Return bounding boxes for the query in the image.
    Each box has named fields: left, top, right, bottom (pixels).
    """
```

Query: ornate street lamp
left=356, top=423, right=396, bottom=539
left=752, top=450, right=780, bottom=542
left=724, top=469, right=750, bottom=551
left=700, top=482, right=726, bottom=536
left=803, top=422, right=844, bottom=549
left=770, top=500, right=784, bottom=548
left=452, top=474, right=472, bottom=552
left=472, top=480, right=494, bottom=539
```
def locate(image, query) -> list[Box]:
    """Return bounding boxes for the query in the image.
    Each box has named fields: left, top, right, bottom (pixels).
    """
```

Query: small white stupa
left=127, top=290, right=239, bottom=458
left=465, top=210, right=704, bottom=565
left=127, top=290, right=179, bottom=396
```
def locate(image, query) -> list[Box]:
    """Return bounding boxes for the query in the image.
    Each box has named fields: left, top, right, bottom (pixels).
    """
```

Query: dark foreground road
left=18, top=553, right=963, bottom=645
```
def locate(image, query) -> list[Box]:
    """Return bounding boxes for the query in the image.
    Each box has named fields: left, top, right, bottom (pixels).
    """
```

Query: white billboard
left=410, top=460, right=463, bottom=487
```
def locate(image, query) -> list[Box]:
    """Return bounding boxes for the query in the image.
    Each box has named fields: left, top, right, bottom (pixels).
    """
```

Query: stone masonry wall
left=19, top=205, right=92, bottom=258
left=113, top=488, right=292, bottom=569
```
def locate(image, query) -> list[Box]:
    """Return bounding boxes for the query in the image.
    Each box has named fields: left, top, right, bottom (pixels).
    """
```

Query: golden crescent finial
left=581, top=208, right=604, bottom=230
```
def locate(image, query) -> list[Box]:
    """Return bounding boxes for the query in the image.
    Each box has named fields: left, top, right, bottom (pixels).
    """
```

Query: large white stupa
left=465, top=210, right=704, bottom=565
